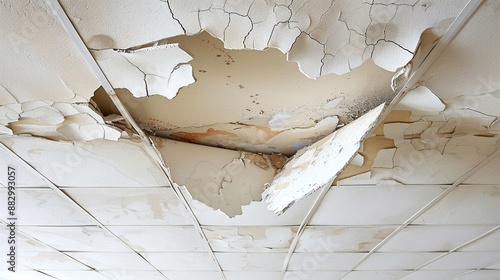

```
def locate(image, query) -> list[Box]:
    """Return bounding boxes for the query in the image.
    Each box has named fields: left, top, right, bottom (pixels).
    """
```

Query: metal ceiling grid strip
left=44, top=1, right=226, bottom=278
left=0, top=143, right=170, bottom=279
left=338, top=149, right=500, bottom=279
left=279, top=1, right=485, bottom=277
left=413, top=225, right=500, bottom=271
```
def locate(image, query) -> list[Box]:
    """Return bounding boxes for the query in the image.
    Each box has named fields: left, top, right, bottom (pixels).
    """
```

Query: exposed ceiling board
left=0, top=0, right=99, bottom=103
left=39, top=271, right=110, bottom=280
left=288, top=252, right=365, bottom=271
left=64, top=252, right=156, bottom=271
left=356, top=252, right=442, bottom=271
left=421, top=252, right=500, bottom=270
left=266, top=103, right=385, bottom=215
left=401, top=270, right=469, bottom=280
left=153, top=137, right=279, bottom=217
left=215, top=252, right=287, bottom=271
left=341, top=271, right=412, bottom=280
left=460, top=228, right=500, bottom=252
left=139, top=252, right=219, bottom=271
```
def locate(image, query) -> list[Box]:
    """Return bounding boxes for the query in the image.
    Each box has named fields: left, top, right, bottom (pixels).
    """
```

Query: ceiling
left=1, top=0, right=500, bottom=279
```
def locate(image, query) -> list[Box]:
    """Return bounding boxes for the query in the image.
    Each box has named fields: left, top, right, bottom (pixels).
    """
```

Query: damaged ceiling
left=1, top=0, right=500, bottom=279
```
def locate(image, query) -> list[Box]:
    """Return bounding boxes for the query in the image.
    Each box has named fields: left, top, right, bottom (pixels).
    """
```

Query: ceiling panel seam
left=0, top=143, right=171, bottom=279
left=44, top=1, right=227, bottom=278
left=338, top=148, right=500, bottom=279
left=414, top=225, right=500, bottom=271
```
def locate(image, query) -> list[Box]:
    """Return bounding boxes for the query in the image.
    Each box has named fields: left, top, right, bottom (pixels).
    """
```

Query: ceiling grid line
left=338, top=149, right=500, bottom=279
left=44, top=1, right=227, bottom=278
left=413, top=225, right=500, bottom=271
left=0, top=143, right=171, bottom=279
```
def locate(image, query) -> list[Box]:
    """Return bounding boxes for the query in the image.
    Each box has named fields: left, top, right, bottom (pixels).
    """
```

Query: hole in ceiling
left=91, top=32, right=396, bottom=156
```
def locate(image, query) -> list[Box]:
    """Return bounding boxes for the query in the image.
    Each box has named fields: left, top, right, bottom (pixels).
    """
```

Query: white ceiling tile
left=0, top=229, right=51, bottom=252
left=203, top=226, right=297, bottom=252
left=454, top=270, right=500, bottom=280
left=215, top=252, right=286, bottom=271
left=310, top=186, right=445, bottom=225
left=342, top=270, right=411, bottom=280
left=379, top=226, right=494, bottom=252
left=225, top=271, right=283, bottom=280
left=0, top=270, right=63, bottom=280
left=421, top=252, right=500, bottom=270
left=460, top=228, right=500, bottom=252
left=414, top=185, right=500, bottom=225
left=108, top=226, right=205, bottom=252
left=401, top=270, right=469, bottom=280
left=296, top=226, right=396, bottom=253
left=486, top=261, right=500, bottom=269
left=284, top=271, right=343, bottom=280
left=181, top=187, right=320, bottom=226
left=463, top=153, right=500, bottom=184
left=20, top=226, right=128, bottom=252
left=65, top=252, right=154, bottom=270
left=160, top=271, right=222, bottom=280
left=141, top=252, right=219, bottom=271
left=357, top=253, right=441, bottom=270
left=0, top=136, right=169, bottom=187
left=64, top=188, right=192, bottom=225
left=288, top=253, right=364, bottom=271
left=42, top=270, right=110, bottom=280
left=0, top=189, right=94, bottom=225
left=0, top=251, right=90, bottom=270
left=100, top=270, right=169, bottom=280
left=0, top=147, right=47, bottom=188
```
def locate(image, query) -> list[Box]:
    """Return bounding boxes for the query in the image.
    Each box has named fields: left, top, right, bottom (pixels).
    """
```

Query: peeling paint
left=266, top=103, right=385, bottom=215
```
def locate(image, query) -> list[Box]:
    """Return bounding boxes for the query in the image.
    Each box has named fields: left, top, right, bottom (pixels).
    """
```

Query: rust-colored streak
left=170, top=128, right=238, bottom=142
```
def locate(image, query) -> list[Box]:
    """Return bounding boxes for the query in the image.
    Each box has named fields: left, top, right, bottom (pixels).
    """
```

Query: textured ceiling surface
left=1, top=0, right=500, bottom=279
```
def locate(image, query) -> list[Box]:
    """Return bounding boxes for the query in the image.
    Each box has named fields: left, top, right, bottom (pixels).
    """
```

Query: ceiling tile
left=342, top=270, right=411, bottom=280
left=0, top=228, right=52, bottom=252
left=0, top=251, right=90, bottom=270
left=288, top=253, right=364, bottom=271
left=310, top=186, right=445, bottom=225
left=296, top=226, right=396, bottom=252
left=284, top=271, right=344, bottom=280
left=0, top=146, right=48, bottom=188
left=141, top=252, right=219, bottom=271
left=225, top=271, right=283, bottom=280
left=100, top=270, right=169, bottom=280
left=454, top=270, right=500, bottom=280
left=108, top=225, right=205, bottom=252
left=401, top=270, right=469, bottom=280
left=459, top=228, right=500, bottom=252
left=160, top=271, right=223, bottom=280
left=63, top=188, right=192, bottom=226
left=414, top=185, right=500, bottom=225
left=180, top=187, right=320, bottom=226
left=215, top=252, right=286, bottom=271
left=0, top=189, right=95, bottom=225
left=486, top=261, right=500, bottom=269
left=0, top=270, right=63, bottom=280
left=0, top=136, right=169, bottom=187
left=203, top=226, right=297, bottom=252
left=20, top=226, right=129, bottom=252
left=379, top=225, right=494, bottom=252
left=356, top=253, right=441, bottom=270
left=41, top=270, right=110, bottom=280
left=463, top=154, right=500, bottom=185
left=65, top=252, right=154, bottom=270
left=421, top=252, right=500, bottom=270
